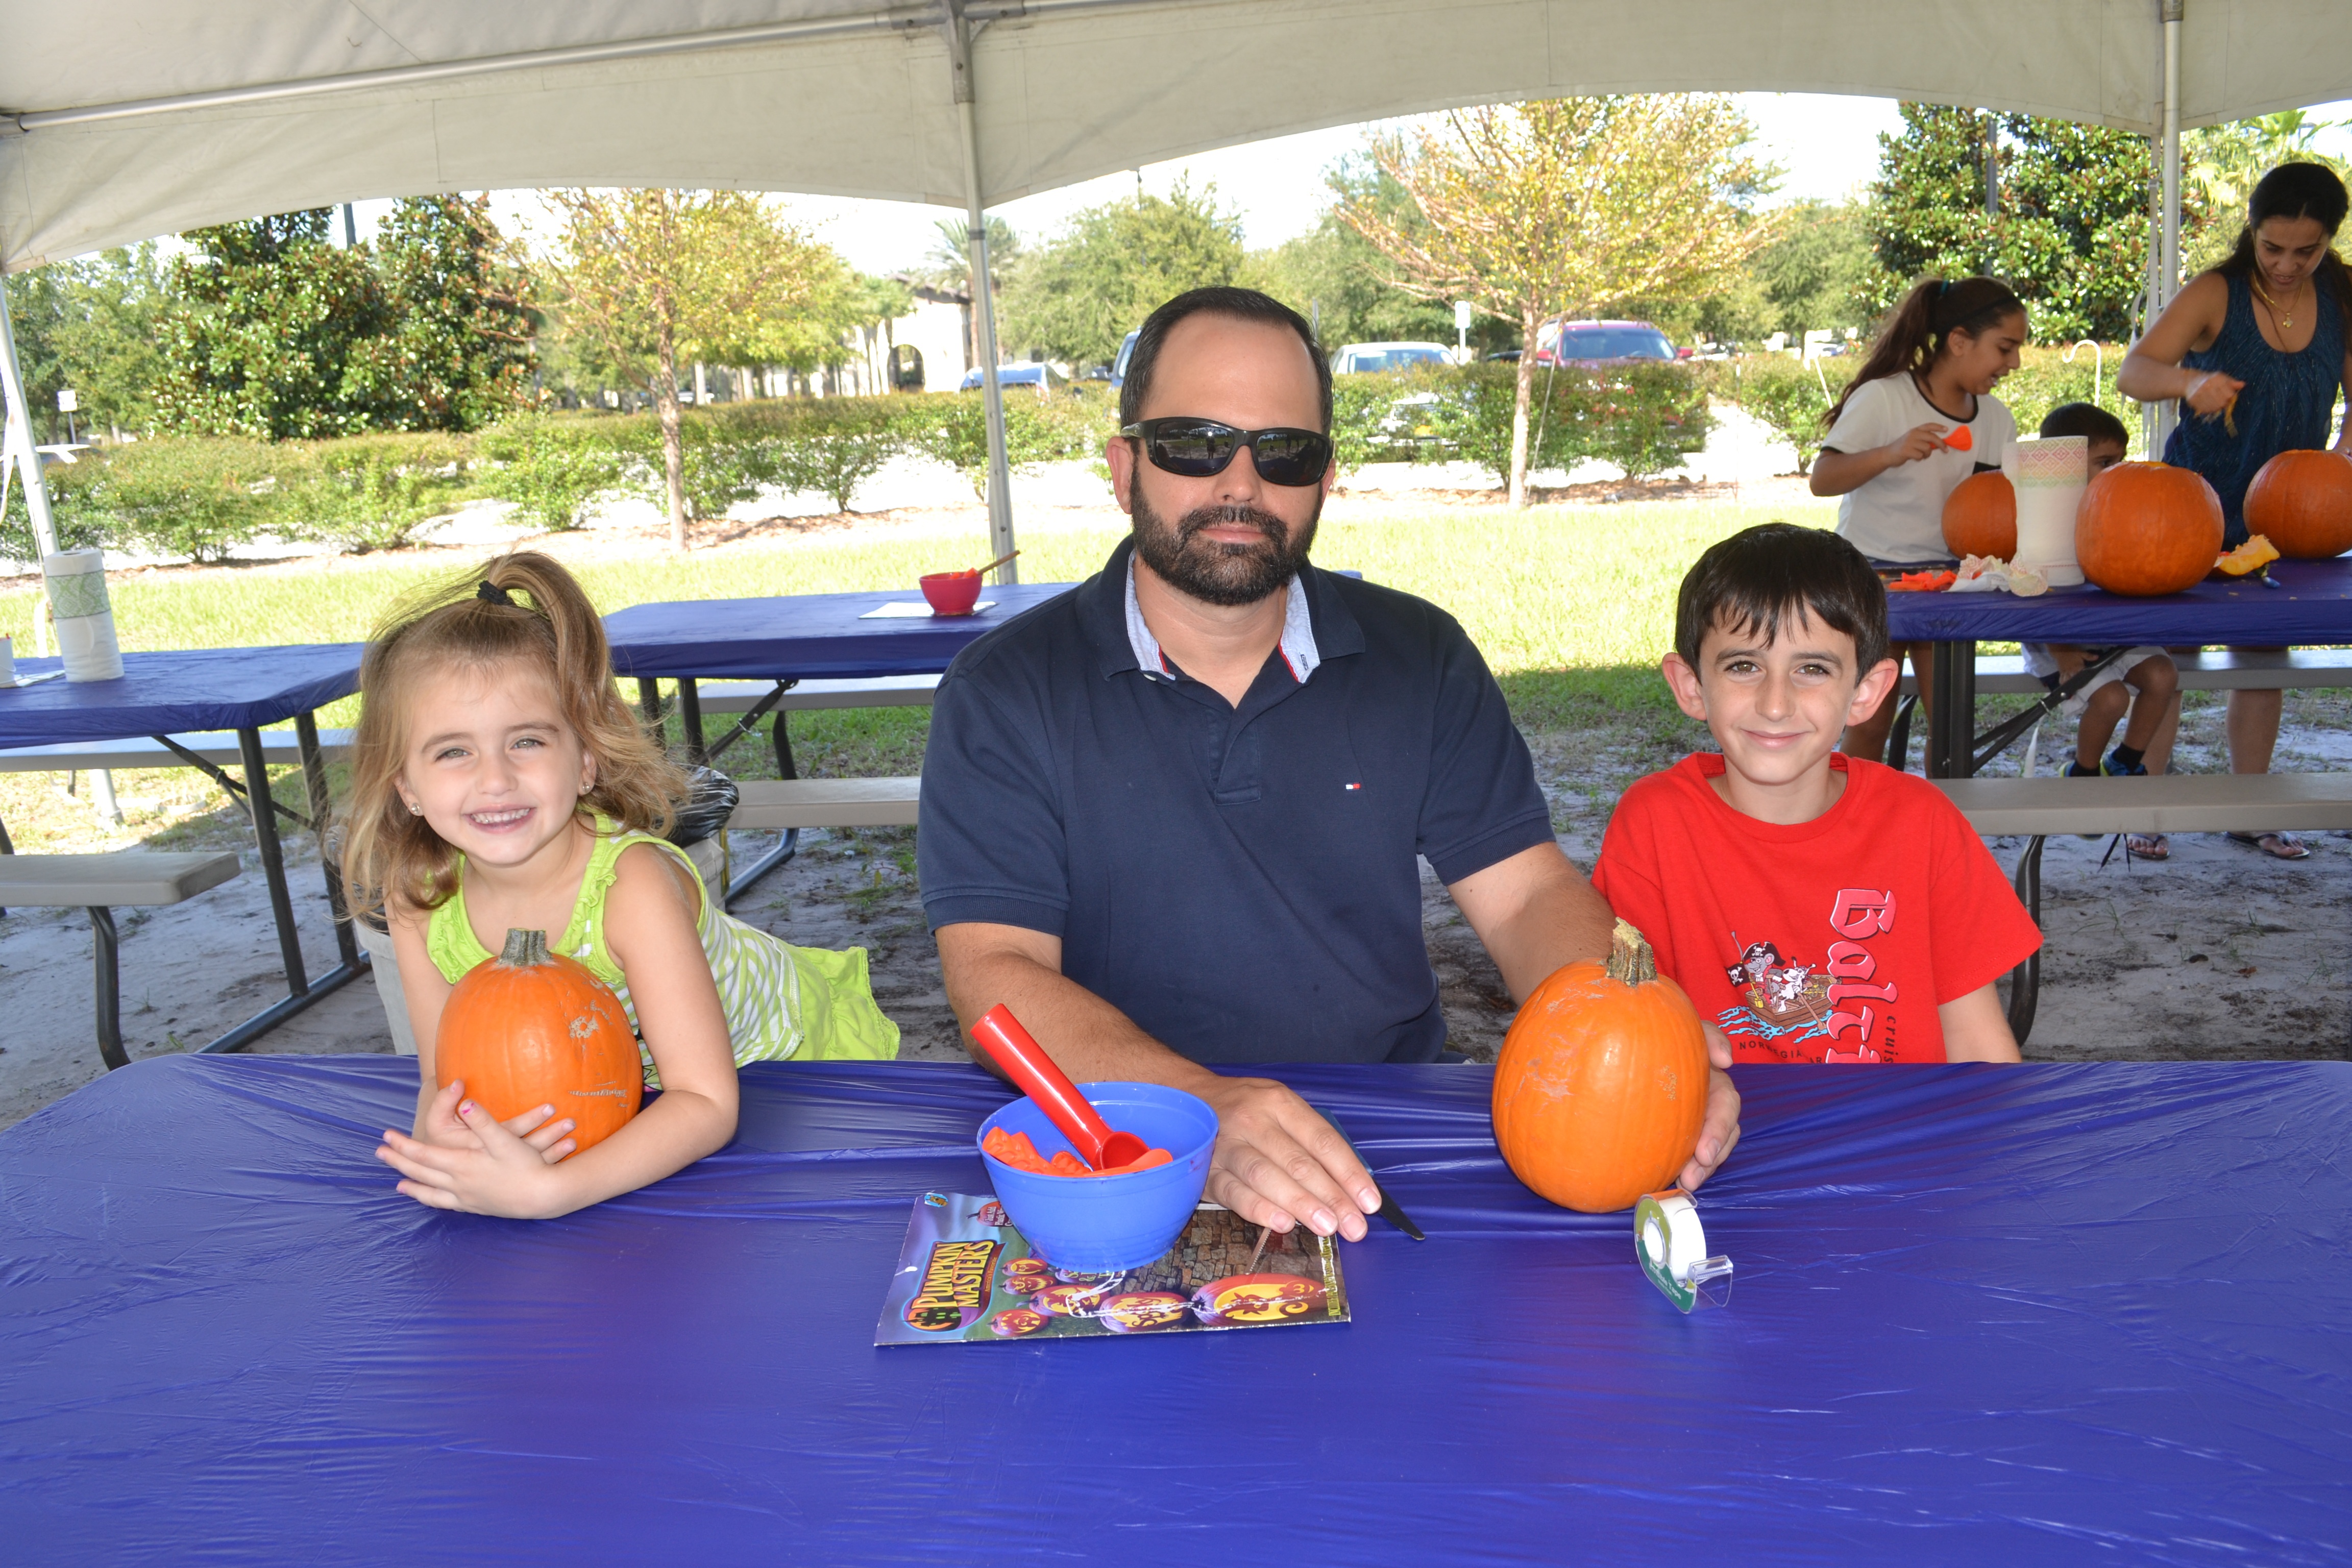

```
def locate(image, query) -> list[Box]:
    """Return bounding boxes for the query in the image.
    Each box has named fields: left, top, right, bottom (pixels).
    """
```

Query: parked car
left=1532, top=318, right=1678, bottom=367
left=1329, top=341, right=1451, bottom=376
left=959, top=362, right=1067, bottom=394
left=1109, top=329, right=1141, bottom=390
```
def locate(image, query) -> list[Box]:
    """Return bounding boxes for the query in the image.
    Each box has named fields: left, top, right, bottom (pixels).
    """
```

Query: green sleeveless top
left=426, top=818, right=899, bottom=1083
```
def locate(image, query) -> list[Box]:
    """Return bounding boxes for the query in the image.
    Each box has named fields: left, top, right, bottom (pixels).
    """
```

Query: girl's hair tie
left=477, top=580, right=517, bottom=607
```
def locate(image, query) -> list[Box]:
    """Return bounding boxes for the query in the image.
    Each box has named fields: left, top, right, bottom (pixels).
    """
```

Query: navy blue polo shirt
left=916, top=537, right=1555, bottom=1064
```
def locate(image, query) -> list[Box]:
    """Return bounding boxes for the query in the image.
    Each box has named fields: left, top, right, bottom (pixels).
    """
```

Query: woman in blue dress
left=2119, top=163, right=2352, bottom=860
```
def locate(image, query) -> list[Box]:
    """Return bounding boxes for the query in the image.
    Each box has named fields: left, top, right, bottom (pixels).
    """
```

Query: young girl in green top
left=344, top=552, right=898, bottom=1218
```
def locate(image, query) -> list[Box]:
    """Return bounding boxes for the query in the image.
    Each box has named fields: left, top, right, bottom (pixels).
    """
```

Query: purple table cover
left=1885, top=555, right=2352, bottom=645
left=0, top=644, right=363, bottom=749
left=603, top=584, right=1079, bottom=681
left=1, top=1055, right=2343, bottom=1564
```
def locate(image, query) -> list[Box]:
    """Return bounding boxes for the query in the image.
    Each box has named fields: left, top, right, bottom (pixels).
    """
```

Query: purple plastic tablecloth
left=603, top=584, right=1079, bottom=680
left=1885, top=555, right=2352, bottom=645
left=1, top=1055, right=2344, bottom=1564
left=0, top=645, right=362, bottom=749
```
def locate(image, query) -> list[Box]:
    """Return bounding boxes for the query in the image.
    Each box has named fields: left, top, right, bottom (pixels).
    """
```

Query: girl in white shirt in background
left=1811, top=277, right=2029, bottom=765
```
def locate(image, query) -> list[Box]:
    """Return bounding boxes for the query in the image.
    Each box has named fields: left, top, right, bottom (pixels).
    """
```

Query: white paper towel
left=0, top=634, right=14, bottom=685
left=42, top=548, right=125, bottom=682
left=2006, top=436, right=2089, bottom=588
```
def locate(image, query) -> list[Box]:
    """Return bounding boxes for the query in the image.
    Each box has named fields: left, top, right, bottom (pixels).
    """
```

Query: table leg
left=2005, top=835, right=2046, bottom=1045
left=297, top=712, right=360, bottom=968
left=239, top=725, right=309, bottom=996
left=88, top=905, right=127, bottom=1072
left=1926, top=641, right=1979, bottom=778
left=677, top=678, right=705, bottom=766
left=637, top=678, right=662, bottom=736
left=721, top=708, right=801, bottom=909
left=196, top=725, right=372, bottom=1055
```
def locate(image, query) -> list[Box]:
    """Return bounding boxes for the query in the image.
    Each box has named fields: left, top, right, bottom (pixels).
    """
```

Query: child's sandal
left=2227, top=830, right=2313, bottom=861
left=2125, top=834, right=2169, bottom=860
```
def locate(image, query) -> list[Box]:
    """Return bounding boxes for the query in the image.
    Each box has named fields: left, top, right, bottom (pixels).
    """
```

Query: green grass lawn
left=0, top=498, right=1838, bottom=851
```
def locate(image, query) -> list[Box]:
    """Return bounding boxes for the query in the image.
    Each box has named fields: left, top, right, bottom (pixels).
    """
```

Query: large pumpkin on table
left=2244, top=449, right=2352, bottom=558
left=435, top=928, right=642, bottom=1152
left=2075, top=461, right=2224, bottom=597
left=1490, top=920, right=1708, bottom=1214
left=1941, top=470, right=2017, bottom=559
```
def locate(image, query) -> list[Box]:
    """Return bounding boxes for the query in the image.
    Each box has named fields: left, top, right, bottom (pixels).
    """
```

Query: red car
left=1532, top=318, right=1681, bottom=366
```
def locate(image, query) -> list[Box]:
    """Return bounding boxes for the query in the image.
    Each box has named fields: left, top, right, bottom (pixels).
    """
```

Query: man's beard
left=1130, top=487, right=1320, bottom=607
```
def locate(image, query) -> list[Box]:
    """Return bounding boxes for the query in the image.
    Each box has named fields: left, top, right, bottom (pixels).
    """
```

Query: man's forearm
left=940, top=932, right=1226, bottom=1097
left=1453, top=844, right=1618, bottom=1002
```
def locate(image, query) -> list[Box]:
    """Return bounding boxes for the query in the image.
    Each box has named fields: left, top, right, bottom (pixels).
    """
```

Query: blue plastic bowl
left=977, top=1083, right=1218, bottom=1273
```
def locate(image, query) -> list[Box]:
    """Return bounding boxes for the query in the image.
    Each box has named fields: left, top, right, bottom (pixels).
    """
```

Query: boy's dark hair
left=1118, top=286, right=1332, bottom=431
left=2039, top=401, right=2129, bottom=447
left=1676, top=524, right=1891, bottom=675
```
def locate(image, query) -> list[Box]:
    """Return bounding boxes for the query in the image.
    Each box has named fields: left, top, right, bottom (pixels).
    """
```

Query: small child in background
left=1592, top=524, right=2039, bottom=1064
left=342, top=552, right=899, bottom=1219
left=2020, top=402, right=2181, bottom=859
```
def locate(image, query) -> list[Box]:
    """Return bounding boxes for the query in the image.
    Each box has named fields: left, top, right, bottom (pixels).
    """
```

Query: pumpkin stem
left=499, top=928, right=552, bottom=968
left=1604, top=918, right=1657, bottom=985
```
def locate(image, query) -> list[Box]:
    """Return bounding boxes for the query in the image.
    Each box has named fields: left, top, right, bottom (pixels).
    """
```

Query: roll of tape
left=1635, top=1189, right=1733, bottom=1313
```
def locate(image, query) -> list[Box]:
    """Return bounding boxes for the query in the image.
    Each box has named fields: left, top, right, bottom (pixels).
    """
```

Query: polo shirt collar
left=1124, top=556, right=1321, bottom=684
left=1080, top=535, right=1362, bottom=682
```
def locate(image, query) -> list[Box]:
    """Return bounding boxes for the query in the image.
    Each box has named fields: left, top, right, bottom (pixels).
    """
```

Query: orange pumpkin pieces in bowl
left=1490, top=920, right=1708, bottom=1214
left=434, top=928, right=643, bottom=1153
left=2243, top=449, right=2352, bottom=559
left=2076, top=461, right=2225, bottom=597
left=1941, top=471, right=2016, bottom=560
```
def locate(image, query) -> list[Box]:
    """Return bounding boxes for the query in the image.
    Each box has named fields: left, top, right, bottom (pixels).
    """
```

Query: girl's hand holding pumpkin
left=410, top=1076, right=580, bottom=1163
left=377, top=1093, right=585, bottom=1218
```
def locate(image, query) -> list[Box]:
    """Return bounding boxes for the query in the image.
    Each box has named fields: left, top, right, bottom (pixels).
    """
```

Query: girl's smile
left=396, top=661, right=595, bottom=873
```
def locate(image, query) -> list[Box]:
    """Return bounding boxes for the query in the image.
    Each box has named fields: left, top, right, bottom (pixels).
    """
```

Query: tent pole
left=0, top=275, right=61, bottom=560
left=2154, top=0, right=2184, bottom=452
left=946, top=0, right=1018, bottom=585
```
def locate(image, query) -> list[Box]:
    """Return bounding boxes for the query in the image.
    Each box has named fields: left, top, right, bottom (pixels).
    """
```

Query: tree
left=155, top=199, right=529, bottom=439
left=2, top=246, right=175, bottom=443
left=1339, top=97, right=1776, bottom=505
left=1243, top=161, right=1515, bottom=356
left=1866, top=106, right=2155, bottom=342
left=538, top=189, right=839, bottom=549
left=921, top=215, right=1020, bottom=292
left=1000, top=181, right=1244, bottom=368
left=155, top=209, right=395, bottom=439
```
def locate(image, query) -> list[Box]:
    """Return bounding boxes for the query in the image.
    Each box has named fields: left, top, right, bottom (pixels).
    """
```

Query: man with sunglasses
left=919, top=287, right=1741, bottom=1249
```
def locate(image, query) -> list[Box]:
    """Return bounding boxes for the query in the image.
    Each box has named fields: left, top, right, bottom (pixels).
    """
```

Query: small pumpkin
left=2076, top=461, right=2224, bottom=597
left=435, top=928, right=642, bottom=1153
left=2216, top=534, right=2281, bottom=577
left=1941, top=471, right=2017, bottom=559
left=1490, top=920, right=1708, bottom=1214
left=2243, top=449, right=2352, bottom=558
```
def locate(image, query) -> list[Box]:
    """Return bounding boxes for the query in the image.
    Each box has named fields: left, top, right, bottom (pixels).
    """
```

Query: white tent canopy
left=4, top=0, right=2349, bottom=562
left=4, top=0, right=2349, bottom=271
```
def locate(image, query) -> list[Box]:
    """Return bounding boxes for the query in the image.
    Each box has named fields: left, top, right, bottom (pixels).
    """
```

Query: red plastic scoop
left=970, top=1004, right=1149, bottom=1170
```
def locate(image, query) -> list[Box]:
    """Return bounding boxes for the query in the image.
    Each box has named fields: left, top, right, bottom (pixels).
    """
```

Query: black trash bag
left=668, top=765, right=740, bottom=849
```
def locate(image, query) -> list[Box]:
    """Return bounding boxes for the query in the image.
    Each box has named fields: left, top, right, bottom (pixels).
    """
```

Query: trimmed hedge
left=1333, top=362, right=1710, bottom=487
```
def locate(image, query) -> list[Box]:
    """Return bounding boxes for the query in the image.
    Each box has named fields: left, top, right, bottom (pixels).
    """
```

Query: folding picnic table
left=0, top=644, right=366, bottom=1052
left=1, top=1054, right=2343, bottom=1562
left=1885, top=555, right=2352, bottom=776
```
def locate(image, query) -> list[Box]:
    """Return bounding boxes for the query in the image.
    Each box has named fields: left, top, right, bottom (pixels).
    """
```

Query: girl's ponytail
left=1826, top=276, right=2026, bottom=427
left=340, top=551, right=687, bottom=921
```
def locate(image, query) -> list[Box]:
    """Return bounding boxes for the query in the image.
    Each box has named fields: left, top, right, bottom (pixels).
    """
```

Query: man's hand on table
left=1192, top=1076, right=1380, bottom=1243
left=1679, top=1021, right=1742, bottom=1193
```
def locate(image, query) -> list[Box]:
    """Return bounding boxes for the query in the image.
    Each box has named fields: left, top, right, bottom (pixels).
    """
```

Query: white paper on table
left=857, top=600, right=996, bottom=619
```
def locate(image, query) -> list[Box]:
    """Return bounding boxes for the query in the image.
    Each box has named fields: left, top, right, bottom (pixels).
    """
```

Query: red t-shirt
left=1589, top=753, right=2040, bottom=1064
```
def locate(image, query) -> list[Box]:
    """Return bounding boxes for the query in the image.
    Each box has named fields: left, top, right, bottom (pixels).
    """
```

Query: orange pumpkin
left=435, top=928, right=642, bottom=1153
left=1941, top=470, right=2017, bottom=559
left=2244, top=449, right=2352, bottom=558
left=2076, top=461, right=2224, bottom=597
left=1490, top=920, right=1708, bottom=1214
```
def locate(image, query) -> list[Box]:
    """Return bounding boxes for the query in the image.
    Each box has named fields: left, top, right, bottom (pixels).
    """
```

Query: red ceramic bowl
left=919, top=571, right=984, bottom=615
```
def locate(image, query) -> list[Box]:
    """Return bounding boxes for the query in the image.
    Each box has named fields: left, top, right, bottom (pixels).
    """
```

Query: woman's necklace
left=2251, top=275, right=2307, bottom=331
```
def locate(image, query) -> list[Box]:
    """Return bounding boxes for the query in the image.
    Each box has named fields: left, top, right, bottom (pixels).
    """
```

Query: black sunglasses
left=1120, top=418, right=1333, bottom=487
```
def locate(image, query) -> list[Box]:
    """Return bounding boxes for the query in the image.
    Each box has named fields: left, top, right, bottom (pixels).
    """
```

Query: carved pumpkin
left=2076, top=461, right=2224, bottom=597
left=1490, top=920, right=1708, bottom=1214
left=1941, top=470, right=2017, bottom=559
left=435, top=928, right=642, bottom=1153
left=2244, top=449, right=2352, bottom=558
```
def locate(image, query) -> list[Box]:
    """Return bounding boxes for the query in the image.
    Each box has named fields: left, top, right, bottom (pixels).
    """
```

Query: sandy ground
left=4, top=407, right=2344, bottom=1128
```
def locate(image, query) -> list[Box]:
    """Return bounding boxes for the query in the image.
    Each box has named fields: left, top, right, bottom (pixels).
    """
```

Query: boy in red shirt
left=1592, top=524, right=2038, bottom=1063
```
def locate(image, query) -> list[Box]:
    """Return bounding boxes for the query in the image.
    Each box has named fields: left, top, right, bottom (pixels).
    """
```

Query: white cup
left=0, top=633, right=15, bottom=685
